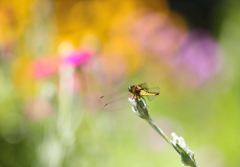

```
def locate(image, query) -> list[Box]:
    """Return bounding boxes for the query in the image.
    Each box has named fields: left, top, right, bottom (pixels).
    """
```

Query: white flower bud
left=171, top=132, right=197, bottom=167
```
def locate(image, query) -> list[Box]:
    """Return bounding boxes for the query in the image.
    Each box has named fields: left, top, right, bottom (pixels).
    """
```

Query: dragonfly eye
left=128, top=86, right=134, bottom=93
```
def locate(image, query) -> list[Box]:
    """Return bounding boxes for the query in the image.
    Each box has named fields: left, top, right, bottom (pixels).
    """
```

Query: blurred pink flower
left=25, top=98, right=53, bottom=121
left=131, top=13, right=186, bottom=59
left=31, top=57, right=59, bottom=79
left=63, top=50, right=92, bottom=67
left=31, top=51, right=92, bottom=79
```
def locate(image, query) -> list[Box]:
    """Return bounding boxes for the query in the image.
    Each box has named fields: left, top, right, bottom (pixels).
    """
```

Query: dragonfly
left=128, top=83, right=160, bottom=99
left=100, top=83, right=160, bottom=108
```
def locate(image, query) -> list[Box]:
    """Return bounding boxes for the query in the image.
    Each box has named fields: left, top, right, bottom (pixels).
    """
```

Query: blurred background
left=0, top=0, right=240, bottom=166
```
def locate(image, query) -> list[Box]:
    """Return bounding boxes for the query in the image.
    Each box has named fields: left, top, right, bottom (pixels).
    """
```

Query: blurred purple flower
left=175, top=31, right=220, bottom=86
left=63, top=50, right=92, bottom=67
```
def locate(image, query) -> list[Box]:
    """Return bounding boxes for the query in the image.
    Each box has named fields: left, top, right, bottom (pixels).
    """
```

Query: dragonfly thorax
left=128, top=85, right=142, bottom=96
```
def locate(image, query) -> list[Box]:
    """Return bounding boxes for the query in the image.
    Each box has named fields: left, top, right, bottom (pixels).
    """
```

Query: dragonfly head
left=128, top=85, right=134, bottom=93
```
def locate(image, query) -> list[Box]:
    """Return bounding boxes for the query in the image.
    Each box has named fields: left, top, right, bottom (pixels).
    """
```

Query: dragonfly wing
left=99, top=91, right=128, bottom=109
left=138, top=82, right=149, bottom=90
left=138, top=83, right=160, bottom=93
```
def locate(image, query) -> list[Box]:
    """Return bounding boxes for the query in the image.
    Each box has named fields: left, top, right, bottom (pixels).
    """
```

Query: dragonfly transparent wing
left=138, top=82, right=149, bottom=91
left=99, top=92, right=128, bottom=108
